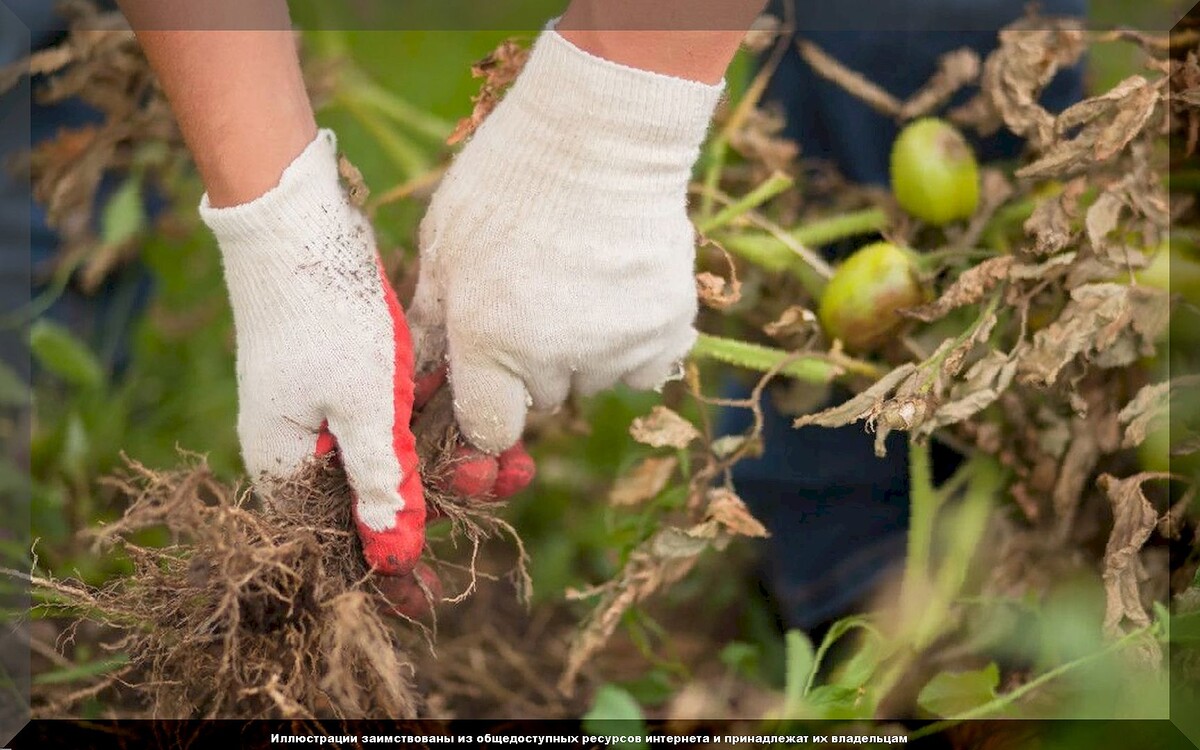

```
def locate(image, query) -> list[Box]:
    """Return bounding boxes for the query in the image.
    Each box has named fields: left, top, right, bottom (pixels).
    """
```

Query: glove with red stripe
left=202, top=130, right=534, bottom=609
left=201, top=129, right=419, bottom=579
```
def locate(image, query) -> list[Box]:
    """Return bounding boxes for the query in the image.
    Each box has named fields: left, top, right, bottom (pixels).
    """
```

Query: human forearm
left=557, top=0, right=768, bottom=84
left=117, top=0, right=316, bottom=207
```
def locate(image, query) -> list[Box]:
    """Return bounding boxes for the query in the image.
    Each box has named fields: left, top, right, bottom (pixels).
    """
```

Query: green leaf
left=807, top=615, right=879, bottom=696
left=917, top=663, right=1000, bottom=717
left=29, top=320, right=104, bottom=390
left=32, top=654, right=128, bottom=685
left=62, top=411, right=91, bottom=479
left=100, top=176, right=146, bottom=247
left=783, top=629, right=816, bottom=717
left=617, top=669, right=675, bottom=707
left=0, top=360, right=29, bottom=407
left=719, top=641, right=760, bottom=680
left=1171, top=610, right=1200, bottom=644
left=804, top=684, right=861, bottom=709
left=582, top=684, right=647, bottom=749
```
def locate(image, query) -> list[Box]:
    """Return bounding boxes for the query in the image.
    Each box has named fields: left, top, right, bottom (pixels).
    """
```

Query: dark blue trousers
left=722, top=0, right=1086, bottom=630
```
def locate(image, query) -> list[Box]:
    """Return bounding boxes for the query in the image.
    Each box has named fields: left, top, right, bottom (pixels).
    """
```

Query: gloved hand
left=410, top=24, right=723, bottom=454
left=201, top=129, right=426, bottom=577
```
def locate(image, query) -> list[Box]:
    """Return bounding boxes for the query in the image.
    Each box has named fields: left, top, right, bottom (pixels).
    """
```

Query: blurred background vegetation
left=7, top=0, right=1198, bottom=742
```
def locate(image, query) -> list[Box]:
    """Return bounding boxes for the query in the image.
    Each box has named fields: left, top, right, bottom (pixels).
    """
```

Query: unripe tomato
left=819, top=241, right=925, bottom=352
left=890, top=118, right=980, bottom=226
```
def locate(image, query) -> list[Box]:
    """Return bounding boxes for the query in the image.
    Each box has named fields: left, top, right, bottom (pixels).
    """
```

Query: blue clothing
left=725, top=0, right=1086, bottom=630
left=1, top=0, right=151, bottom=379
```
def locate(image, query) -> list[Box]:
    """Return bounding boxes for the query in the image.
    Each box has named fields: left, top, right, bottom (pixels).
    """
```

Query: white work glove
left=410, top=24, right=723, bottom=454
left=200, top=130, right=426, bottom=577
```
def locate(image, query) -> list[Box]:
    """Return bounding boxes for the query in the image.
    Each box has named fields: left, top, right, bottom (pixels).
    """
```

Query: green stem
left=901, top=435, right=939, bottom=615
left=338, top=95, right=430, bottom=178
left=909, top=625, right=1158, bottom=739
left=698, top=138, right=730, bottom=220
left=342, top=75, right=453, bottom=142
left=716, top=207, right=888, bottom=299
left=696, top=172, right=793, bottom=235
left=791, top=207, right=889, bottom=248
left=690, top=333, right=882, bottom=383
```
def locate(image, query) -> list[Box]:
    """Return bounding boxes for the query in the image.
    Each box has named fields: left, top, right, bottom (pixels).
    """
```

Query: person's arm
left=113, top=2, right=535, bottom=593
left=558, top=0, right=766, bottom=85
left=116, top=0, right=315, bottom=207
left=411, top=1, right=769, bottom=454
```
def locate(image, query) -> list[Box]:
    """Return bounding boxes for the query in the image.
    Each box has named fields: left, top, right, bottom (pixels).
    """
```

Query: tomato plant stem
left=696, top=172, right=793, bottom=235
left=690, top=333, right=883, bottom=383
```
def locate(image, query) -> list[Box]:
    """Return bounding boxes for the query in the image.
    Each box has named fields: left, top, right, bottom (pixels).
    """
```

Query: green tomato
left=819, top=241, right=925, bottom=352
left=890, top=117, right=980, bottom=226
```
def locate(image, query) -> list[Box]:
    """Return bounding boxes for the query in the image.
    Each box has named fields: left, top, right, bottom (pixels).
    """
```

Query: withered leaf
left=337, top=154, right=369, bottom=208
left=1056, top=75, right=1151, bottom=132
left=1093, top=80, right=1160, bottom=161
left=1084, top=191, right=1124, bottom=261
left=942, top=310, right=998, bottom=378
left=793, top=363, right=918, bottom=430
left=696, top=271, right=741, bottom=311
left=1022, top=180, right=1085, bottom=257
left=1008, top=252, right=1078, bottom=280
left=629, top=406, right=701, bottom=449
left=763, top=305, right=818, bottom=341
left=560, top=521, right=711, bottom=693
left=705, top=488, right=769, bottom=538
left=1019, top=283, right=1170, bottom=386
left=609, top=456, right=677, bottom=506
left=651, top=524, right=718, bottom=557
left=1118, top=381, right=1169, bottom=449
left=1097, top=473, right=1166, bottom=643
left=1053, top=416, right=1104, bottom=534
left=981, top=21, right=1087, bottom=149
left=447, top=39, right=529, bottom=146
left=919, top=350, right=1018, bottom=438
left=905, top=256, right=1013, bottom=323
left=1017, top=76, right=1161, bottom=179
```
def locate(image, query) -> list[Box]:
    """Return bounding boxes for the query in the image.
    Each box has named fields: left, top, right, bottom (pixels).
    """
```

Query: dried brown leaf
left=1093, top=80, right=1160, bottom=161
left=980, top=20, right=1087, bottom=149
left=919, top=350, right=1018, bottom=437
left=1097, top=472, right=1167, bottom=658
left=1022, top=179, right=1085, bottom=257
left=1119, top=381, right=1170, bottom=449
left=763, top=305, right=818, bottom=341
left=1084, top=190, right=1125, bottom=263
left=793, top=363, right=918, bottom=430
left=337, top=154, right=369, bottom=209
left=1017, top=76, right=1161, bottom=179
left=559, top=519, right=716, bottom=693
left=696, top=269, right=742, bottom=311
left=629, top=406, right=701, bottom=450
left=705, top=488, right=769, bottom=538
left=1056, top=75, right=1151, bottom=132
left=447, top=39, right=529, bottom=146
left=1019, top=283, right=1170, bottom=386
left=905, top=256, right=1013, bottom=323
left=943, top=310, right=998, bottom=379
left=609, top=456, right=677, bottom=506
